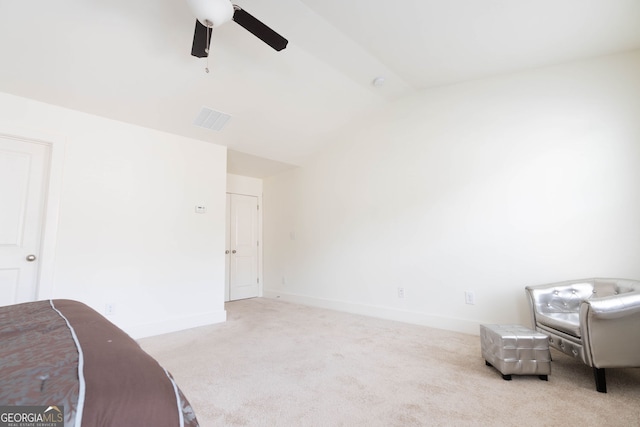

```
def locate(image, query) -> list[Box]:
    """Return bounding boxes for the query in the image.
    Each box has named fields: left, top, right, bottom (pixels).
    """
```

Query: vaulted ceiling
left=1, top=0, right=639, bottom=176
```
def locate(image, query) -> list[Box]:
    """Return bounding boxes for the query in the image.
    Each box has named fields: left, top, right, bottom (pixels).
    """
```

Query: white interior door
left=226, top=193, right=259, bottom=301
left=0, top=137, right=49, bottom=306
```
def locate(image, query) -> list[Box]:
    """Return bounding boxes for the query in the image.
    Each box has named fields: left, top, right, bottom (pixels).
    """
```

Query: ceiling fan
left=187, top=0, right=288, bottom=58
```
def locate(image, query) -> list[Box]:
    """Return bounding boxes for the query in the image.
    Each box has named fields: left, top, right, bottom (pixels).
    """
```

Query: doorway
left=225, top=193, right=260, bottom=301
left=0, top=136, right=50, bottom=306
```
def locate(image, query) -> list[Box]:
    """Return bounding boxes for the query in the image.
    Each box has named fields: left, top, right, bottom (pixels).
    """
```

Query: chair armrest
left=583, top=291, right=640, bottom=319
left=580, top=291, right=640, bottom=367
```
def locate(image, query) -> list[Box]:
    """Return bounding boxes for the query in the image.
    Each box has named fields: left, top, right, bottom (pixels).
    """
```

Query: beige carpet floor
left=139, top=298, right=640, bottom=426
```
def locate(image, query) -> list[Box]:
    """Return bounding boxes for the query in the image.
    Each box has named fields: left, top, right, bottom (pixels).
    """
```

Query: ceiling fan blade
left=191, top=20, right=211, bottom=58
left=232, top=7, right=288, bottom=52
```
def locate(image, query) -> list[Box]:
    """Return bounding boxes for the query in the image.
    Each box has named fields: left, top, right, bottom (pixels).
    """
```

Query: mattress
left=0, top=299, right=199, bottom=427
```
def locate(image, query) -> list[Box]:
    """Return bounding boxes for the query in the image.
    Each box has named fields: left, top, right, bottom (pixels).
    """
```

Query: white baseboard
left=127, top=309, right=227, bottom=339
left=263, top=289, right=481, bottom=336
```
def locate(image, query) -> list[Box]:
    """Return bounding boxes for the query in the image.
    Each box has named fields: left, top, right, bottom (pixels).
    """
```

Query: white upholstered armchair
left=525, top=278, right=640, bottom=392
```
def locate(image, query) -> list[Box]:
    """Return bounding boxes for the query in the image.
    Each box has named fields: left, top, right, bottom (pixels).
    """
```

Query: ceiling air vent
left=193, top=107, right=231, bottom=131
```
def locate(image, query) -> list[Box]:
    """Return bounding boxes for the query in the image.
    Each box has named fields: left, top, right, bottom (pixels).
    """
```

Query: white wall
left=0, top=93, right=228, bottom=338
left=227, top=173, right=263, bottom=196
left=263, top=50, right=640, bottom=334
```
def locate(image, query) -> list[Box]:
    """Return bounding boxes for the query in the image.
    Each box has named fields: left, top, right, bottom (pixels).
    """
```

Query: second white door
left=226, top=193, right=259, bottom=301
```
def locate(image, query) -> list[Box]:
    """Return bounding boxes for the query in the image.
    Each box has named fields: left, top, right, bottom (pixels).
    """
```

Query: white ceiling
left=1, top=0, right=639, bottom=177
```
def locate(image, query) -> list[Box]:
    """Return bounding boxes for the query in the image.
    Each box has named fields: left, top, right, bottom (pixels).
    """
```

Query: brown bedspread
left=0, top=300, right=199, bottom=427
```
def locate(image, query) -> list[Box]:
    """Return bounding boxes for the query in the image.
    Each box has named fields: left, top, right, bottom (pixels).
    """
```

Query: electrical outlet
left=465, top=291, right=476, bottom=305
left=397, top=287, right=405, bottom=298
left=105, top=303, right=116, bottom=316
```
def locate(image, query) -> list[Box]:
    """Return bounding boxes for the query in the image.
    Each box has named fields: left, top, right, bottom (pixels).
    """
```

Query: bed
left=0, top=299, right=199, bottom=427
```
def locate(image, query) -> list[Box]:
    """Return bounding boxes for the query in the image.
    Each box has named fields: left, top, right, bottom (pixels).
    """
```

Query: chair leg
left=593, top=367, right=607, bottom=393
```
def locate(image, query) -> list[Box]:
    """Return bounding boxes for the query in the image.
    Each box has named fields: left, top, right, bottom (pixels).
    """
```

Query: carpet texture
left=139, top=298, right=640, bottom=426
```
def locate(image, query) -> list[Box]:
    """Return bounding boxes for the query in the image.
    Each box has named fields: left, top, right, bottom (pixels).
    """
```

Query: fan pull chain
left=205, top=26, right=211, bottom=73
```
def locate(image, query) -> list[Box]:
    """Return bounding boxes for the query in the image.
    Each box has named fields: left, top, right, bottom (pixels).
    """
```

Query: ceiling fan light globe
left=187, top=0, right=234, bottom=28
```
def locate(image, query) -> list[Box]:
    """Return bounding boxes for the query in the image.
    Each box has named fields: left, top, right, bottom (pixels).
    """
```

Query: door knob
left=232, top=250, right=237, bottom=254
left=225, top=250, right=230, bottom=254
left=26, top=254, right=37, bottom=262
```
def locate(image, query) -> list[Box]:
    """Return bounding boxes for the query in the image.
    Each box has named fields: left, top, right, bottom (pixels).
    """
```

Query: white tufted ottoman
left=480, top=324, right=551, bottom=381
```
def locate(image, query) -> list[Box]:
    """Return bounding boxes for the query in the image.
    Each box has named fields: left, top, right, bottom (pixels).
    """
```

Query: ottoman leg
left=502, top=374, right=512, bottom=381
left=539, top=375, right=548, bottom=381
left=485, top=360, right=492, bottom=367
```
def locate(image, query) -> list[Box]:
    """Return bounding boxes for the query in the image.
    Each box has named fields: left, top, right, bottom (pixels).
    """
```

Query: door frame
left=226, top=193, right=260, bottom=301
left=0, top=125, right=64, bottom=301
left=225, top=175, right=263, bottom=302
